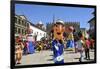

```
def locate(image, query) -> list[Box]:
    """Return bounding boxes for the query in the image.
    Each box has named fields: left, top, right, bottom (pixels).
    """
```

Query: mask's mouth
left=57, top=32, right=61, bottom=35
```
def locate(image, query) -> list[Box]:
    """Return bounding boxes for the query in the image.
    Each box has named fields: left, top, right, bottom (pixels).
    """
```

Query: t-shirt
left=77, top=40, right=84, bottom=51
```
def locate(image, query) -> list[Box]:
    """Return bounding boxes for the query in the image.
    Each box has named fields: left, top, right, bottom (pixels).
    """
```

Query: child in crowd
left=77, top=32, right=85, bottom=62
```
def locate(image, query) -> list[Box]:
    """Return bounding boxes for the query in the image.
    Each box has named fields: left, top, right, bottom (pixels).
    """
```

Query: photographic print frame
left=11, top=1, right=97, bottom=69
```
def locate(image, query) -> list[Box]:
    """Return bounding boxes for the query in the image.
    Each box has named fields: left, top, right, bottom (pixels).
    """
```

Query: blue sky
left=15, top=4, right=94, bottom=29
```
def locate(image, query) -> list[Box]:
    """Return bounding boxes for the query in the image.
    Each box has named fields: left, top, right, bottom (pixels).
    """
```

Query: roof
left=88, top=11, right=95, bottom=23
left=19, top=15, right=27, bottom=20
left=88, top=17, right=95, bottom=23
left=15, top=14, right=46, bottom=32
left=38, top=21, right=43, bottom=24
left=29, top=22, right=46, bottom=32
left=15, top=15, right=28, bottom=21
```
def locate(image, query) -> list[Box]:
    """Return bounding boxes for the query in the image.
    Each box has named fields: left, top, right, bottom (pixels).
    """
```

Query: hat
left=55, top=19, right=64, bottom=25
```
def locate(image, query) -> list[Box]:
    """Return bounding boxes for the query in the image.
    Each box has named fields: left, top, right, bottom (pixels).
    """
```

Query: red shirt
left=86, top=40, right=90, bottom=48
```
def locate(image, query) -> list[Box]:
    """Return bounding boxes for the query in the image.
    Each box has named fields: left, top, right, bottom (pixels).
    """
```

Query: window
left=20, top=19, right=22, bottom=25
left=26, top=23, right=29, bottom=27
left=25, top=21, right=29, bottom=27
left=24, top=21, right=26, bottom=26
left=18, top=28, right=21, bottom=34
left=23, top=21, right=25, bottom=26
left=23, top=21, right=26, bottom=27
left=22, top=29, right=24, bottom=34
left=15, top=27, right=17, bottom=33
left=44, top=33, right=45, bottom=37
left=37, top=32, right=38, bottom=35
left=22, top=20, right=24, bottom=26
left=18, top=19, right=21, bottom=24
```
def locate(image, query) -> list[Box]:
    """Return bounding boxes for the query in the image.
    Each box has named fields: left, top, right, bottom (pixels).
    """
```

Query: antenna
left=53, top=14, right=56, bottom=23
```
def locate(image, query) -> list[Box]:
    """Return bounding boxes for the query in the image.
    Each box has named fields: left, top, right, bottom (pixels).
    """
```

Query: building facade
left=88, top=12, right=95, bottom=31
left=29, top=23, right=47, bottom=41
left=64, top=22, right=80, bottom=33
left=88, top=11, right=95, bottom=39
left=35, top=21, right=46, bottom=31
left=15, top=15, right=29, bottom=36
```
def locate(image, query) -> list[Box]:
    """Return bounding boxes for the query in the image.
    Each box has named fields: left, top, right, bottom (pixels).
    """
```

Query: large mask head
left=53, top=20, right=65, bottom=40
left=68, top=26, right=74, bottom=33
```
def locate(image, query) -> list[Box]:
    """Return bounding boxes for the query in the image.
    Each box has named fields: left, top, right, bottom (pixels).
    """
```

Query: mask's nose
left=58, top=25, right=62, bottom=32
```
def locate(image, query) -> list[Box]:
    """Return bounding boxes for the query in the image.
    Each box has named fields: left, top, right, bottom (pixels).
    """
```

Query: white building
left=29, top=22, right=47, bottom=41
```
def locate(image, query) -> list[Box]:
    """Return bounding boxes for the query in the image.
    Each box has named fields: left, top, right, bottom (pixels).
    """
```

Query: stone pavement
left=16, top=49, right=95, bottom=66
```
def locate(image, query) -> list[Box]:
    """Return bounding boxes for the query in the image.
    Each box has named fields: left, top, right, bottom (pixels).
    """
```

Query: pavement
left=15, top=49, right=95, bottom=66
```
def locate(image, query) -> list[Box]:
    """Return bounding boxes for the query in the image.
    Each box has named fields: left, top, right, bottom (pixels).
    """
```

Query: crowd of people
left=14, top=30, right=95, bottom=64
left=15, top=36, right=52, bottom=64
left=73, top=31, right=95, bottom=62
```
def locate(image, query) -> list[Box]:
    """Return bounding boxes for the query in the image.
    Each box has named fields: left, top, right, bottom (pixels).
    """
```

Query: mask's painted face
left=53, top=23, right=65, bottom=40
left=68, top=26, right=74, bottom=33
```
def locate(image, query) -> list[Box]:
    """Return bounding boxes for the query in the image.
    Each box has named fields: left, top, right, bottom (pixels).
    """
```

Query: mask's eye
left=56, top=29, right=57, bottom=31
left=55, top=25, right=57, bottom=27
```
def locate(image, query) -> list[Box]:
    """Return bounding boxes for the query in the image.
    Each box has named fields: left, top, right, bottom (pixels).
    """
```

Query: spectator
left=77, top=31, right=84, bottom=62
left=23, top=40, right=28, bottom=55
left=84, top=38, right=90, bottom=60
left=15, top=41, right=24, bottom=64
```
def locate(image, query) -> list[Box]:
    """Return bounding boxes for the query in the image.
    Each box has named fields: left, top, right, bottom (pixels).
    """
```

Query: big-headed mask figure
left=52, top=20, right=65, bottom=64
left=67, top=26, right=74, bottom=49
left=53, top=20, right=65, bottom=41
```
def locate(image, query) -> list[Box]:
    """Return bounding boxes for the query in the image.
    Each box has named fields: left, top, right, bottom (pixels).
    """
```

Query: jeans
left=79, top=51, right=83, bottom=62
left=85, top=48, right=90, bottom=59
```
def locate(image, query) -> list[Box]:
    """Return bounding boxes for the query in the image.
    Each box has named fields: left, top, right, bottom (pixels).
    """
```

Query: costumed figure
left=15, top=36, right=24, bottom=64
left=66, top=26, right=74, bottom=50
left=52, top=20, right=65, bottom=64
left=27, top=29, right=35, bottom=54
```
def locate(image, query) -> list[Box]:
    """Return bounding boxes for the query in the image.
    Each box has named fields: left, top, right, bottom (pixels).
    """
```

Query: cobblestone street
left=16, top=49, right=95, bottom=66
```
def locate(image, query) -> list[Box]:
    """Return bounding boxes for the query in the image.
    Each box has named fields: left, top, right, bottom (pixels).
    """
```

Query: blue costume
left=67, top=40, right=74, bottom=48
left=27, top=35, right=35, bottom=54
left=52, top=40, right=64, bottom=64
left=52, top=19, right=65, bottom=64
left=28, top=41, right=35, bottom=54
left=67, top=32, right=74, bottom=48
